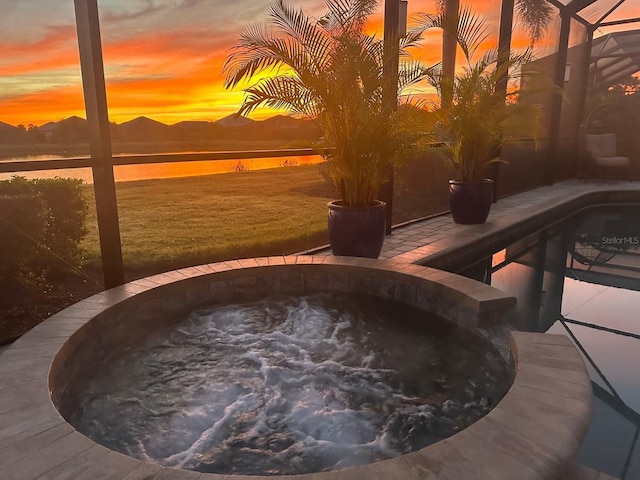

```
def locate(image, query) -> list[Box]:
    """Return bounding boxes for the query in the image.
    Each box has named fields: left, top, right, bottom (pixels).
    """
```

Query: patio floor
left=2, top=178, right=637, bottom=479
left=380, top=179, right=640, bottom=265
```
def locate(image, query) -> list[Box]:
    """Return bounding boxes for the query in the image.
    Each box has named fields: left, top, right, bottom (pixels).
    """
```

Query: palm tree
left=418, top=6, right=548, bottom=183
left=223, top=0, right=431, bottom=207
left=415, top=5, right=551, bottom=224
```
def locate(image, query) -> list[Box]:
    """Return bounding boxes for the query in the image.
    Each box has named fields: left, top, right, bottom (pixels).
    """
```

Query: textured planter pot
left=327, top=200, right=386, bottom=258
left=449, top=179, right=494, bottom=224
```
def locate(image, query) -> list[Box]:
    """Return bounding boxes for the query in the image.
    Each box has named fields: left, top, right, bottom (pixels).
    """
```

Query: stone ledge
left=395, top=185, right=640, bottom=270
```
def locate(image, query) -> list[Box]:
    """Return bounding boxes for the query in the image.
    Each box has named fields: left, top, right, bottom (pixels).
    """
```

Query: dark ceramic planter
left=327, top=200, right=386, bottom=258
left=449, top=179, right=494, bottom=224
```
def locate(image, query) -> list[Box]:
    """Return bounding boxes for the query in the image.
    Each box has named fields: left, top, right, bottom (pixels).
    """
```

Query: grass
left=81, top=164, right=336, bottom=276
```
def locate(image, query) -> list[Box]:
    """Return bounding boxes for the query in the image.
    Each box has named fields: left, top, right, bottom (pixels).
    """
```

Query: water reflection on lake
left=0, top=154, right=324, bottom=184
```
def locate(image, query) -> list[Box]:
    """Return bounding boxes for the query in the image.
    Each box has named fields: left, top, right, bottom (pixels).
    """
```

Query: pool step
left=558, top=462, right=618, bottom=480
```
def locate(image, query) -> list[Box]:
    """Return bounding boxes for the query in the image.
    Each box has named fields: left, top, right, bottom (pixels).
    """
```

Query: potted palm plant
left=224, top=0, right=431, bottom=257
left=420, top=6, right=546, bottom=224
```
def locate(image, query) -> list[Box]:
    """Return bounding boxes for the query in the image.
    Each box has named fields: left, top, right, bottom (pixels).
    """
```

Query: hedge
left=0, top=177, right=88, bottom=287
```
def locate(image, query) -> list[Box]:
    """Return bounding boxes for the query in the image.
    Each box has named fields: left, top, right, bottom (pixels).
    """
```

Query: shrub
left=0, top=177, right=88, bottom=288
left=0, top=194, right=49, bottom=285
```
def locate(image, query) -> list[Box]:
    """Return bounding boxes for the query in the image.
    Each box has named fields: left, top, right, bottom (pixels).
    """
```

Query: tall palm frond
left=239, top=76, right=319, bottom=117
left=516, top=0, right=553, bottom=45
left=223, top=0, right=431, bottom=206
left=323, top=0, right=378, bottom=33
left=434, top=0, right=553, bottom=50
left=400, top=27, right=428, bottom=53
left=398, top=60, right=432, bottom=93
left=416, top=4, right=549, bottom=182
left=414, top=6, right=489, bottom=68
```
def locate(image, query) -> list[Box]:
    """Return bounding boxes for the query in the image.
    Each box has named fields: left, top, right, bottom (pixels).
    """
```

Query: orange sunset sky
left=1, top=0, right=638, bottom=127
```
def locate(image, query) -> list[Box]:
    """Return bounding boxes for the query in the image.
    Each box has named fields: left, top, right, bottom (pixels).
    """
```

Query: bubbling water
left=70, top=292, right=509, bottom=475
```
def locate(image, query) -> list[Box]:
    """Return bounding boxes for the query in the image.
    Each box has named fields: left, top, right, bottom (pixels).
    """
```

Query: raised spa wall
left=1, top=256, right=592, bottom=480
left=49, top=255, right=517, bottom=412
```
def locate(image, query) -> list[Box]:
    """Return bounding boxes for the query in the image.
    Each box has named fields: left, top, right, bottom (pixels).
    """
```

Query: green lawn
left=82, top=165, right=336, bottom=276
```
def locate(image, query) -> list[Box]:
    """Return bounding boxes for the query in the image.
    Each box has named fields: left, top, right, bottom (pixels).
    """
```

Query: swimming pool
left=455, top=205, right=640, bottom=479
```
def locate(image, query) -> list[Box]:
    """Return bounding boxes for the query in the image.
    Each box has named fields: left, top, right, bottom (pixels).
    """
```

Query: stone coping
left=0, top=257, right=591, bottom=479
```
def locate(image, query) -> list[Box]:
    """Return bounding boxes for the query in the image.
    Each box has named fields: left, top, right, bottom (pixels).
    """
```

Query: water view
left=0, top=154, right=324, bottom=184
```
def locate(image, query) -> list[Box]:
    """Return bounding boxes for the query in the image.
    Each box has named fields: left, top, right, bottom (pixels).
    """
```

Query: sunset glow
left=1, top=0, right=638, bottom=127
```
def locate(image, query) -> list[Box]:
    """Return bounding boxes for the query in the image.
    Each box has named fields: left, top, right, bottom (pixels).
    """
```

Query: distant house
left=38, top=122, right=58, bottom=143
left=0, top=121, right=19, bottom=144
left=36, top=116, right=88, bottom=144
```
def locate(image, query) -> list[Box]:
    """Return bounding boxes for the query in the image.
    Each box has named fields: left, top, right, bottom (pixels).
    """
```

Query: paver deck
left=379, top=179, right=640, bottom=266
left=2, top=178, right=639, bottom=480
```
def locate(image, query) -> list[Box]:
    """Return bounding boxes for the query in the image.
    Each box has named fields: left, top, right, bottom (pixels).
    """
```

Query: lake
left=0, top=154, right=324, bottom=184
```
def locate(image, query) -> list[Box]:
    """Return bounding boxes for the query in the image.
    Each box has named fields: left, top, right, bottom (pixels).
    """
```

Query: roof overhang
left=589, top=29, right=640, bottom=89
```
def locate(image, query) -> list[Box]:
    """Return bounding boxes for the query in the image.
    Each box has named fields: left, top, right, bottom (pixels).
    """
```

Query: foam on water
left=70, top=292, right=509, bottom=475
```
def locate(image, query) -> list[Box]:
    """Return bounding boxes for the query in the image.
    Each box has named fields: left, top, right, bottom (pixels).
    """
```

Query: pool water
left=548, top=279, right=640, bottom=478
left=68, top=292, right=510, bottom=475
left=458, top=205, right=640, bottom=479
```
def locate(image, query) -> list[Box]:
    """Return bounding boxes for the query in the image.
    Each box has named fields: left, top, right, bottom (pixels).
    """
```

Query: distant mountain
left=118, top=116, right=169, bottom=130
left=261, top=115, right=308, bottom=129
left=0, top=121, right=19, bottom=143
left=38, top=121, right=58, bottom=132
left=214, top=114, right=256, bottom=128
left=0, top=114, right=322, bottom=146
left=116, top=116, right=173, bottom=142
left=27, top=116, right=88, bottom=143
left=61, top=115, right=87, bottom=126
left=0, top=121, right=17, bottom=133
left=258, top=115, right=320, bottom=141
left=39, top=116, right=86, bottom=130
left=173, top=120, right=213, bottom=129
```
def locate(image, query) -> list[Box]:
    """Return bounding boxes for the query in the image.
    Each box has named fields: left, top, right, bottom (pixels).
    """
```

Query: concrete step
left=559, top=462, right=618, bottom=480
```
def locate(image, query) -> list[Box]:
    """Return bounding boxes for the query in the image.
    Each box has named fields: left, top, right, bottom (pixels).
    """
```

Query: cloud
left=101, top=0, right=168, bottom=24
left=99, top=60, right=253, bottom=123
left=0, top=25, right=78, bottom=71
left=0, top=84, right=85, bottom=127
left=101, top=25, right=231, bottom=84
left=1, top=0, right=593, bottom=127
left=177, top=0, right=210, bottom=8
